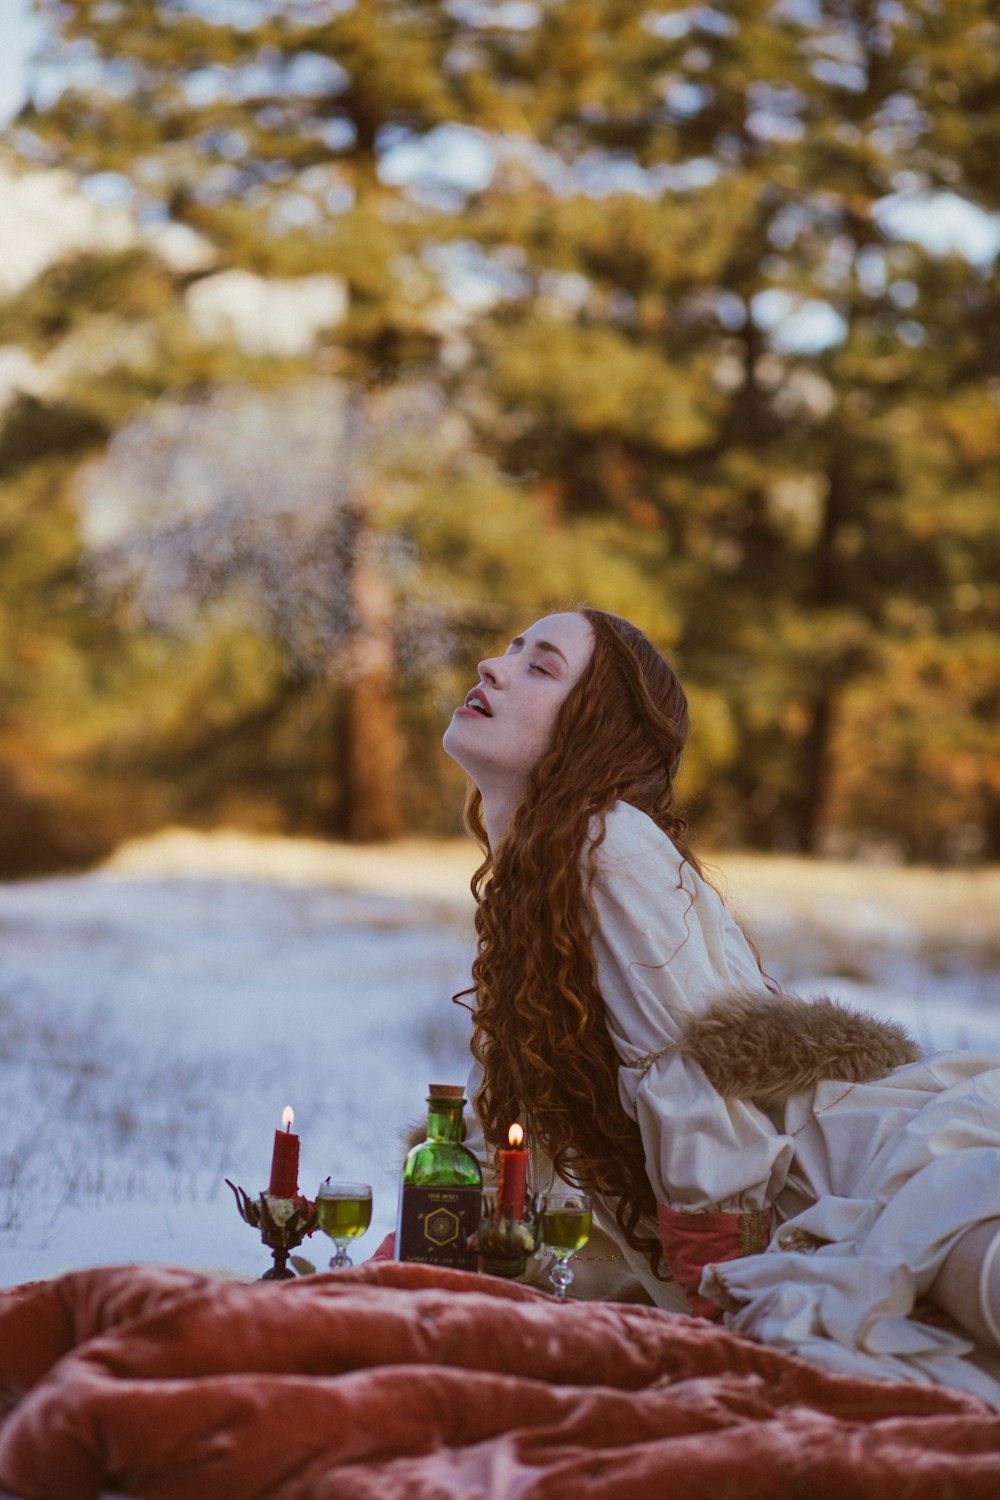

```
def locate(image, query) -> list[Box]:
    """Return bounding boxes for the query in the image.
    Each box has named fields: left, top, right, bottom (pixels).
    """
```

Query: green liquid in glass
left=318, top=1194, right=372, bottom=1241
left=542, top=1207, right=592, bottom=1254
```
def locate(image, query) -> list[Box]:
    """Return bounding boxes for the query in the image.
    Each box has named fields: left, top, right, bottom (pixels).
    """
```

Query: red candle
left=497, top=1122, right=528, bottom=1219
left=268, top=1105, right=300, bottom=1198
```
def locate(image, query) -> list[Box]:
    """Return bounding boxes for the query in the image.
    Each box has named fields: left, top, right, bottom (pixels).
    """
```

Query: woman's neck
left=479, top=784, right=523, bottom=850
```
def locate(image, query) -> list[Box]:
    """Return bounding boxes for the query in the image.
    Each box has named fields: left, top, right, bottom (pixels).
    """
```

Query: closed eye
left=529, top=663, right=551, bottom=675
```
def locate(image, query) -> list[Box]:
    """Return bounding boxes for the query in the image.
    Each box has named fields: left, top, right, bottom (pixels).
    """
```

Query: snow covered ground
left=1, top=830, right=997, bottom=1289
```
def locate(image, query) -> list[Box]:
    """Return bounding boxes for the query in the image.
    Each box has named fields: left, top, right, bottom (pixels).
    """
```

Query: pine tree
left=450, top=0, right=1000, bottom=854
left=8, top=0, right=998, bottom=858
left=13, top=0, right=495, bottom=840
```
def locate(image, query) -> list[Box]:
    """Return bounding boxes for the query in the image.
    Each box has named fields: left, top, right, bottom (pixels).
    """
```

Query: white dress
left=471, top=801, right=1000, bottom=1406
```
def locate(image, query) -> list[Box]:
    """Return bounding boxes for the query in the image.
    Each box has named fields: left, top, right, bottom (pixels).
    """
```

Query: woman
left=443, top=607, right=1000, bottom=1404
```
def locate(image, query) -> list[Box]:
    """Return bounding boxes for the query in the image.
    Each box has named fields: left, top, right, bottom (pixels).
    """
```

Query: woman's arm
left=587, top=805, right=793, bottom=1314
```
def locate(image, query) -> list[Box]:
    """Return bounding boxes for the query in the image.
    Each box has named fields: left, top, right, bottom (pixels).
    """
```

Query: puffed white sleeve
left=586, top=805, right=794, bottom=1215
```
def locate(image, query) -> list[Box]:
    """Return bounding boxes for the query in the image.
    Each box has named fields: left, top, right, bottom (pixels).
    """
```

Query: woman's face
left=443, top=612, right=594, bottom=793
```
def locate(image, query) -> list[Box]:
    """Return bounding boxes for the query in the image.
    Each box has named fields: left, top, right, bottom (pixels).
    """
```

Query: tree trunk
left=338, top=544, right=403, bottom=842
left=794, top=691, right=835, bottom=855
left=793, top=442, right=849, bottom=853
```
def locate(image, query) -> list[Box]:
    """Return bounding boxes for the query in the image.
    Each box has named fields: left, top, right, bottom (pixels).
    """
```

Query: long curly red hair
left=462, top=608, right=720, bottom=1275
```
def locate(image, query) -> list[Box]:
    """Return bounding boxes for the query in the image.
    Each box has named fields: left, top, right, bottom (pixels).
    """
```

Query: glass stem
left=550, top=1256, right=573, bottom=1299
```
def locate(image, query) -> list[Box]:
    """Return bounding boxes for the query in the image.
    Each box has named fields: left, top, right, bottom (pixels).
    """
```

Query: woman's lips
left=462, top=689, right=493, bottom=716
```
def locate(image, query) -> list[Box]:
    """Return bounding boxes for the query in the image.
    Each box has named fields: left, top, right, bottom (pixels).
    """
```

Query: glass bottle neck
left=426, top=1101, right=464, bottom=1143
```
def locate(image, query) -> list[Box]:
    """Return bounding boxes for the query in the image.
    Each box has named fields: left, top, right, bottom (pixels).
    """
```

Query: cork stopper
left=428, top=1084, right=465, bottom=1099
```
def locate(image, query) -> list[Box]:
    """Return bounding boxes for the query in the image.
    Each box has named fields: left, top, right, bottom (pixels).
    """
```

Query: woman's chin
left=442, top=717, right=473, bottom=768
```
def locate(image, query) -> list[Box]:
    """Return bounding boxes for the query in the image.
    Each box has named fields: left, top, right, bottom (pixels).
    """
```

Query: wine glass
left=539, top=1190, right=592, bottom=1300
left=316, top=1179, right=372, bottom=1268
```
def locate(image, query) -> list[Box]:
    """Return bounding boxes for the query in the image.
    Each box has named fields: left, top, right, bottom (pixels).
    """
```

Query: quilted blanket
left=1, top=1259, right=999, bottom=1499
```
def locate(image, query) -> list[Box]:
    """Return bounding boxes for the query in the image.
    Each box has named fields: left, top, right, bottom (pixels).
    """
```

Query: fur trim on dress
left=675, top=989, right=923, bottom=1105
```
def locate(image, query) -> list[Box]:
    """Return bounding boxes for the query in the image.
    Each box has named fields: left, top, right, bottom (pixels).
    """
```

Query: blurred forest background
left=0, top=0, right=998, bottom=879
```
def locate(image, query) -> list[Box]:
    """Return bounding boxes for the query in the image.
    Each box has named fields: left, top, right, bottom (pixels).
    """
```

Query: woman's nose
left=477, top=656, right=503, bottom=686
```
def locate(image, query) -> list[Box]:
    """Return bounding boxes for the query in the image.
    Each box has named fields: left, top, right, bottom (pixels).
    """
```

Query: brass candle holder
left=473, top=1193, right=540, bottom=1278
left=226, top=1179, right=318, bottom=1280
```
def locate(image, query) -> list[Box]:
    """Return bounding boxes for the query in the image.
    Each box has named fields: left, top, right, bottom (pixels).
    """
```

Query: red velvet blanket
left=1, top=1260, right=999, bottom=1499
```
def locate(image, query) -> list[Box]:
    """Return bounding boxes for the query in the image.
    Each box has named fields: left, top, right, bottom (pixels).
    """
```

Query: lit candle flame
left=508, top=1122, right=524, bottom=1148
left=282, top=1105, right=295, bottom=1131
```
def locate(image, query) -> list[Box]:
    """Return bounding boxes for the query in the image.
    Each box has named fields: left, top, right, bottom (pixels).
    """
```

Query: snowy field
left=1, top=829, right=998, bottom=1290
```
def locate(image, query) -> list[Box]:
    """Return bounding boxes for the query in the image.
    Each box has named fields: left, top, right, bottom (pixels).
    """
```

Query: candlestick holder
left=473, top=1193, right=540, bottom=1278
left=226, top=1179, right=318, bottom=1280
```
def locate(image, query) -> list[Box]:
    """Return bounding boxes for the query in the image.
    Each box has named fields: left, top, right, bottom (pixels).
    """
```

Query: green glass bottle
left=396, top=1084, right=483, bottom=1270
